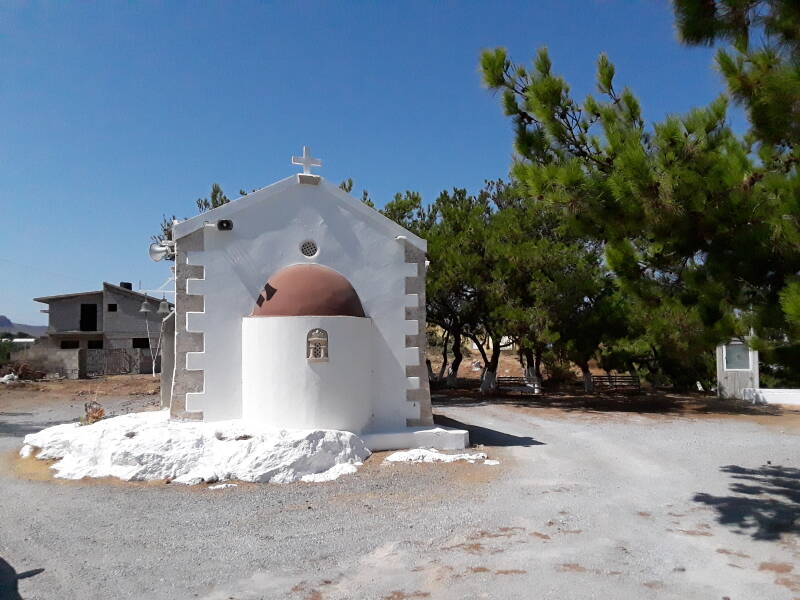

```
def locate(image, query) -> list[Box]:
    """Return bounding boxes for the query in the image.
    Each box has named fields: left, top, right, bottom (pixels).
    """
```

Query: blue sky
left=2, top=1, right=733, bottom=325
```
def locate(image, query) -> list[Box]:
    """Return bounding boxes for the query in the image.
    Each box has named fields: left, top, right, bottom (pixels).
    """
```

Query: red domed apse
left=252, top=264, right=366, bottom=317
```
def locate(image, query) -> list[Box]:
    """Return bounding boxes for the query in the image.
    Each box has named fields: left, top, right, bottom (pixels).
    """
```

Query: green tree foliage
left=339, top=180, right=503, bottom=387
left=152, top=214, right=176, bottom=247
left=339, top=178, right=375, bottom=207
left=0, top=339, right=12, bottom=364
left=381, top=191, right=431, bottom=235
left=367, top=177, right=658, bottom=391
left=674, top=0, right=800, bottom=153
left=601, top=295, right=718, bottom=390
left=0, top=331, right=32, bottom=339
left=480, top=45, right=800, bottom=382
left=195, top=183, right=230, bottom=213
left=424, top=187, right=493, bottom=386
left=417, top=180, right=626, bottom=391
left=486, top=181, right=623, bottom=390
left=674, top=0, right=800, bottom=347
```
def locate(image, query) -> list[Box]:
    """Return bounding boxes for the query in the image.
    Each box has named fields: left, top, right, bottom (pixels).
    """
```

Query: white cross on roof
left=291, top=146, right=322, bottom=175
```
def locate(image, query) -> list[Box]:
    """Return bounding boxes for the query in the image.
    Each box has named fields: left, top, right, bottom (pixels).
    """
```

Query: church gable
left=172, top=175, right=426, bottom=254
left=176, top=179, right=418, bottom=321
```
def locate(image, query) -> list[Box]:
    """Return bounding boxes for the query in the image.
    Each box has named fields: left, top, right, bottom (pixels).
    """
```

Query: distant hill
left=0, top=315, right=47, bottom=337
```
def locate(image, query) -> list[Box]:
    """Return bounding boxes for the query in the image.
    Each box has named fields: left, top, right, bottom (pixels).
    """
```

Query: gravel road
left=1, top=386, right=798, bottom=599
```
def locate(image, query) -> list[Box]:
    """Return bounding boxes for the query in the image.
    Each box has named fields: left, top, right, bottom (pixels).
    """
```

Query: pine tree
left=674, top=0, right=800, bottom=340
left=486, top=181, right=624, bottom=390
left=195, top=183, right=230, bottom=213
left=424, top=187, right=494, bottom=387
left=480, top=46, right=800, bottom=381
left=674, top=0, right=800, bottom=153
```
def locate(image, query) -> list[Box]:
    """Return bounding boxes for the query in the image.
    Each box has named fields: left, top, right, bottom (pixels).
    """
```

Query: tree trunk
left=426, top=359, right=435, bottom=383
left=480, top=368, right=497, bottom=393
left=469, top=334, right=490, bottom=369
left=579, top=361, right=594, bottom=392
left=627, top=360, right=639, bottom=379
left=446, top=331, right=462, bottom=388
left=522, top=347, right=541, bottom=393
left=534, top=344, right=544, bottom=381
left=437, top=330, right=450, bottom=381
left=480, top=337, right=502, bottom=394
left=523, top=347, right=535, bottom=378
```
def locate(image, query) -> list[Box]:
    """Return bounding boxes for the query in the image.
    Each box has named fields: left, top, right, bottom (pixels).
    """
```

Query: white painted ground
left=20, top=410, right=371, bottom=484
left=384, top=448, right=492, bottom=464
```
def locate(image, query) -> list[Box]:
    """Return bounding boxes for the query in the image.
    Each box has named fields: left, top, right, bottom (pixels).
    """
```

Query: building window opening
left=80, top=303, right=98, bottom=331
left=724, top=343, right=750, bottom=370
left=306, top=328, right=328, bottom=361
left=88, top=340, right=103, bottom=350
left=108, top=304, right=118, bottom=312
left=132, top=338, right=150, bottom=349
left=60, top=340, right=80, bottom=349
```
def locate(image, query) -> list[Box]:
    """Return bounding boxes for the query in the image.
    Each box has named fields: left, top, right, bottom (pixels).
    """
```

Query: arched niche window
left=307, top=328, right=329, bottom=362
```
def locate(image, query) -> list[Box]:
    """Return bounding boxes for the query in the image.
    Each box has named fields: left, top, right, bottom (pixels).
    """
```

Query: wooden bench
left=496, top=376, right=542, bottom=393
left=497, top=376, right=528, bottom=387
left=591, top=374, right=641, bottom=394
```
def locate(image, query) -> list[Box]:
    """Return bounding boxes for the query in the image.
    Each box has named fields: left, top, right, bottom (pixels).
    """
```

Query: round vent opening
left=300, top=240, right=318, bottom=257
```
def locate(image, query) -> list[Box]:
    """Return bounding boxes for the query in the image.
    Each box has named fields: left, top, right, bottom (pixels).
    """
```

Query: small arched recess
left=307, top=328, right=329, bottom=361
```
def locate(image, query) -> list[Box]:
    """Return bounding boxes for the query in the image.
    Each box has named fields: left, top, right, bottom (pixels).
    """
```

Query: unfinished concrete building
left=14, top=282, right=172, bottom=378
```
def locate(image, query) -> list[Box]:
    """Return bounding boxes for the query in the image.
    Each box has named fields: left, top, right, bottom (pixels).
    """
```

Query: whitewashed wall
left=242, top=316, right=372, bottom=431
left=743, top=388, right=800, bottom=406
left=173, top=177, right=424, bottom=431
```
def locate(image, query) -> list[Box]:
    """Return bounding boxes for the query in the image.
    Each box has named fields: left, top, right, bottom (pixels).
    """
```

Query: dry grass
left=427, top=348, right=615, bottom=381
left=82, top=400, right=105, bottom=424
left=4, top=374, right=159, bottom=397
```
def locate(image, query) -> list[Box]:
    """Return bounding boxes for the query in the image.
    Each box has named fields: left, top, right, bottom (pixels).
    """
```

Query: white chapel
left=157, top=148, right=467, bottom=450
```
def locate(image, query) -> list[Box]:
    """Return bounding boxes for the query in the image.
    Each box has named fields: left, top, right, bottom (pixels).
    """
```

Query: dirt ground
left=427, top=348, right=616, bottom=380
left=7, top=374, right=161, bottom=397
left=428, top=348, right=527, bottom=378
left=9, top=373, right=797, bottom=432
left=1, top=375, right=799, bottom=599
left=432, top=382, right=800, bottom=432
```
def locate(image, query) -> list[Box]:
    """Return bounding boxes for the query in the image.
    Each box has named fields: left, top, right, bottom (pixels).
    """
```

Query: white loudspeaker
left=148, top=242, right=173, bottom=262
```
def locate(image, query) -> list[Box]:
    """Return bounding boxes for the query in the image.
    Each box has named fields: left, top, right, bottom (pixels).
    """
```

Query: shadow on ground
left=0, top=417, right=77, bottom=438
left=0, top=422, right=49, bottom=438
left=431, top=383, right=790, bottom=418
left=433, top=414, right=544, bottom=447
left=693, top=464, right=800, bottom=541
left=0, top=556, right=44, bottom=600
